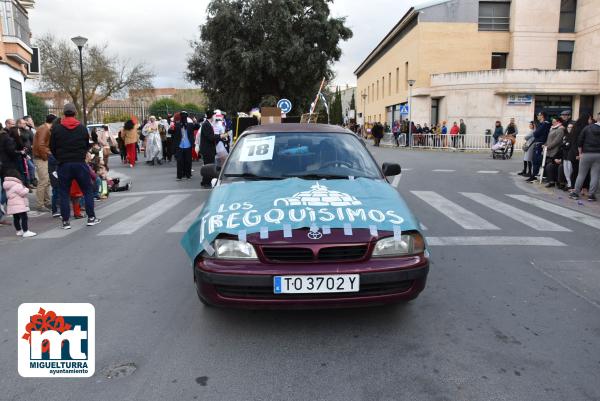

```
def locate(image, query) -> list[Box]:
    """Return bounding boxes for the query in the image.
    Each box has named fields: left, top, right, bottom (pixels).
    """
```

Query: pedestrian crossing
left=19, top=189, right=599, bottom=244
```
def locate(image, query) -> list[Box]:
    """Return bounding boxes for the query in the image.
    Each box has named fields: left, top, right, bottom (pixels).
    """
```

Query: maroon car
left=188, top=124, right=429, bottom=309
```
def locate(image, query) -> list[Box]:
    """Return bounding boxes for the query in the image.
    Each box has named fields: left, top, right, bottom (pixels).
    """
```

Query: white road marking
left=167, top=202, right=206, bottom=233
left=426, top=236, right=566, bottom=246
left=402, top=168, right=413, bottom=171
left=432, top=169, right=455, bottom=172
left=99, top=194, right=190, bottom=236
left=507, top=194, right=600, bottom=230
left=37, top=197, right=144, bottom=239
left=111, top=188, right=210, bottom=197
left=477, top=171, right=499, bottom=174
left=391, top=174, right=402, bottom=188
left=411, top=191, right=499, bottom=230
left=461, top=192, right=571, bottom=232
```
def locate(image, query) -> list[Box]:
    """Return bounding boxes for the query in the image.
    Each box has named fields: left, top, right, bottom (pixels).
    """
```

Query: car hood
left=181, top=178, right=420, bottom=261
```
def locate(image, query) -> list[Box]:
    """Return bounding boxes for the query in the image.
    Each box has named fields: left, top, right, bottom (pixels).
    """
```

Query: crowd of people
left=360, top=109, right=599, bottom=201
left=114, top=109, right=231, bottom=186
left=519, top=110, right=599, bottom=202
left=0, top=103, right=106, bottom=237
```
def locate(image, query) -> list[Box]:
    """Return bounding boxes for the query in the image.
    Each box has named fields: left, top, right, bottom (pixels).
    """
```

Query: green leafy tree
left=25, top=93, right=48, bottom=125
left=103, top=113, right=131, bottom=124
left=182, top=103, right=203, bottom=115
left=349, top=92, right=355, bottom=111
left=148, top=98, right=182, bottom=117
left=331, top=87, right=344, bottom=125
left=187, top=0, right=352, bottom=114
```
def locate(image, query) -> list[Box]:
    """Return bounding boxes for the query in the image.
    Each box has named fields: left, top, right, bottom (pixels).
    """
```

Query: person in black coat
left=200, top=110, right=219, bottom=165
left=526, top=112, right=551, bottom=182
left=171, top=111, right=199, bottom=180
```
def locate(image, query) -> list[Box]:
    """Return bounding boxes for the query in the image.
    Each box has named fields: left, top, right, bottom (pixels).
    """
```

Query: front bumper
left=194, top=256, right=429, bottom=309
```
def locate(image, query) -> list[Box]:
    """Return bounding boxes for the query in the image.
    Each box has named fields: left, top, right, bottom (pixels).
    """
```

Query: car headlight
left=372, top=233, right=425, bottom=257
left=212, top=239, right=258, bottom=259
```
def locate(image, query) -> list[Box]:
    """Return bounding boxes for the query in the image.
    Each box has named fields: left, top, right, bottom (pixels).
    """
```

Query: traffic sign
left=399, top=105, right=409, bottom=115
left=277, top=98, right=293, bottom=114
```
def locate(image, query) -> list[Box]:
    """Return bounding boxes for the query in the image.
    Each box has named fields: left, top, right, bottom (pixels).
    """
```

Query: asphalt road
left=1, top=145, right=599, bottom=401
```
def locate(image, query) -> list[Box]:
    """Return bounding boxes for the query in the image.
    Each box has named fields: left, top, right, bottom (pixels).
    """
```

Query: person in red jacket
left=49, top=103, right=101, bottom=230
left=450, top=122, right=460, bottom=148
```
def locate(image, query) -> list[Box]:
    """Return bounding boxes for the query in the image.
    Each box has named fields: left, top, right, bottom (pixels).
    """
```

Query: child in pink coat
left=2, top=170, right=36, bottom=237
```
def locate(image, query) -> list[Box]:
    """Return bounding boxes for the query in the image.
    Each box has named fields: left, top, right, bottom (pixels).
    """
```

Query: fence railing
left=381, top=133, right=524, bottom=151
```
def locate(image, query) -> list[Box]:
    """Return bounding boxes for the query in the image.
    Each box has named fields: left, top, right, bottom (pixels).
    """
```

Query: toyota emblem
left=307, top=230, right=323, bottom=240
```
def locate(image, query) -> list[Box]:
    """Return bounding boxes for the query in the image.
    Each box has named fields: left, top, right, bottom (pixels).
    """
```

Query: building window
left=535, top=95, right=573, bottom=119
left=377, top=80, right=379, bottom=100
left=404, top=62, right=409, bottom=90
left=491, top=52, right=508, bottom=69
left=431, top=99, right=439, bottom=126
left=559, top=0, right=577, bottom=33
left=556, top=40, right=574, bottom=69
left=388, top=73, right=391, bottom=96
left=0, top=0, right=31, bottom=46
left=10, top=78, right=24, bottom=119
left=395, top=68, right=400, bottom=93
left=382, top=76, right=385, bottom=98
left=479, top=2, right=510, bottom=31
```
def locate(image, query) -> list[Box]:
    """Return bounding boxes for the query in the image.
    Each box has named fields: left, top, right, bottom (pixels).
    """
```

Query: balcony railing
left=0, top=0, right=31, bottom=46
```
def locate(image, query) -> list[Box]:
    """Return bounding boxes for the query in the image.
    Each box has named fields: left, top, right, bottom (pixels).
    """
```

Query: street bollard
left=539, top=147, right=547, bottom=184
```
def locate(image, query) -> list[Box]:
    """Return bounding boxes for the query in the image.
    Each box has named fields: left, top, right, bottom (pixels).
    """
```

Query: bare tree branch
left=36, top=34, right=155, bottom=119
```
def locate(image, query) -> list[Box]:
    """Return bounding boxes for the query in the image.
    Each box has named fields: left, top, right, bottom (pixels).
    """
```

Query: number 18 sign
left=239, top=136, right=276, bottom=162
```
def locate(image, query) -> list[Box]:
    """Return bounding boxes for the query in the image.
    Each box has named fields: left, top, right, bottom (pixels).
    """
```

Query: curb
left=512, top=175, right=600, bottom=218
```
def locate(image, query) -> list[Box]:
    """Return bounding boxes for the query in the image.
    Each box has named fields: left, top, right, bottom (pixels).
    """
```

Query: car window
left=221, top=132, right=382, bottom=181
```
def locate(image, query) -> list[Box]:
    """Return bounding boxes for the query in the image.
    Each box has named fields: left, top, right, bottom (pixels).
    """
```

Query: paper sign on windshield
left=239, top=136, right=275, bottom=162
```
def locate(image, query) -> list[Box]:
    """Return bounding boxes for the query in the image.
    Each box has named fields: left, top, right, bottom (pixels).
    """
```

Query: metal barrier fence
left=381, top=133, right=524, bottom=151
left=48, top=105, right=177, bottom=124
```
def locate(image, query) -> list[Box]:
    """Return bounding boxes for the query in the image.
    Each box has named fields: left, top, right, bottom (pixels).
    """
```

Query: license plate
left=273, top=274, right=360, bottom=294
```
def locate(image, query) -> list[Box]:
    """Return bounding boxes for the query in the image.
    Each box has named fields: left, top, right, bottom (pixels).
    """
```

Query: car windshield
left=221, top=132, right=382, bottom=181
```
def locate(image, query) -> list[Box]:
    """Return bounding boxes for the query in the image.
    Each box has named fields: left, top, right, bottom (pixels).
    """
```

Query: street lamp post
left=361, top=92, right=367, bottom=137
left=71, top=36, right=88, bottom=127
left=407, top=79, right=416, bottom=147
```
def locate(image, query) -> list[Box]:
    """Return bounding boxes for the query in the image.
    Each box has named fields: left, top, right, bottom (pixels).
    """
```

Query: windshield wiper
left=223, top=173, right=282, bottom=180
left=285, top=173, right=354, bottom=180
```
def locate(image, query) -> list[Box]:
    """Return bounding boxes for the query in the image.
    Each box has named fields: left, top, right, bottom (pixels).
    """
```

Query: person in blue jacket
left=526, top=111, right=551, bottom=182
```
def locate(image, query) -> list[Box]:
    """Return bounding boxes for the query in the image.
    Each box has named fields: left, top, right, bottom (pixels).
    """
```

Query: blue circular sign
left=277, top=98, right=292, bottom=114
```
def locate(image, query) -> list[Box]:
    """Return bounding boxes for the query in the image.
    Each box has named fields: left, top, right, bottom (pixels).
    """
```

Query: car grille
left=262, top=247, right=314, bottom=262
left=261, top=245, right=368, bottom=263
left=318, top=246, right=368, bottom=261
left=215, top=280, right=413, bottom=300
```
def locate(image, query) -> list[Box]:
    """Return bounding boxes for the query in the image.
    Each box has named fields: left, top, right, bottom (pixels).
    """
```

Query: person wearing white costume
left=142, top=116, right=163, bottom=165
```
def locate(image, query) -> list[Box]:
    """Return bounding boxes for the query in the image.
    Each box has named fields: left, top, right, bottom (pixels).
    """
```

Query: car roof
left=243, top=123, right=353, bottom=134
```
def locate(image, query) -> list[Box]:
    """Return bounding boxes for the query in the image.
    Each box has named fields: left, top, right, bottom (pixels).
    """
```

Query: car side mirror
left=382, top=162, right=401, bottom=177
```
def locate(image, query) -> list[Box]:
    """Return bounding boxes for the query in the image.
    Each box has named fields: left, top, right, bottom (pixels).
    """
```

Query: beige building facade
left=355, top=0, right=600, bottom=136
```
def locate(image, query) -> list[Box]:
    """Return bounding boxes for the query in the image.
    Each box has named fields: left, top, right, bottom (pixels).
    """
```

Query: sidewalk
left=513, top=175, right=600, bottom=218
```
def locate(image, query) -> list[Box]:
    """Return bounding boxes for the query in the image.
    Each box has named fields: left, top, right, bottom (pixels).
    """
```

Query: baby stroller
left=491, top=136, right=514, bottom=160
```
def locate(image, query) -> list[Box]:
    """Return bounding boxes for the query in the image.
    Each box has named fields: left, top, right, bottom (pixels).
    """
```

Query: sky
left=26, top=0, right=429, bottom=91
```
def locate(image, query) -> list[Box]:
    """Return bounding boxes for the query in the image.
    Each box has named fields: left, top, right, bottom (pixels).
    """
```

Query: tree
left=36, top=34, right=154, bottom=119
left=182, top=103, right=203, bottom=115
left=187, top=0, right=352, bottom=114
left=331, top=87, right=343, bottom=125
left=349, top=92, right=355, bottom=111
left=148, top=98, right=182, bottom=117
left=25, top=92, right=48, bottom=125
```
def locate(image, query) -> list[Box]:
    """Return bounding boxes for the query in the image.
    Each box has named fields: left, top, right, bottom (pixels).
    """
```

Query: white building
left=0, top=0, right=36, bottom=122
